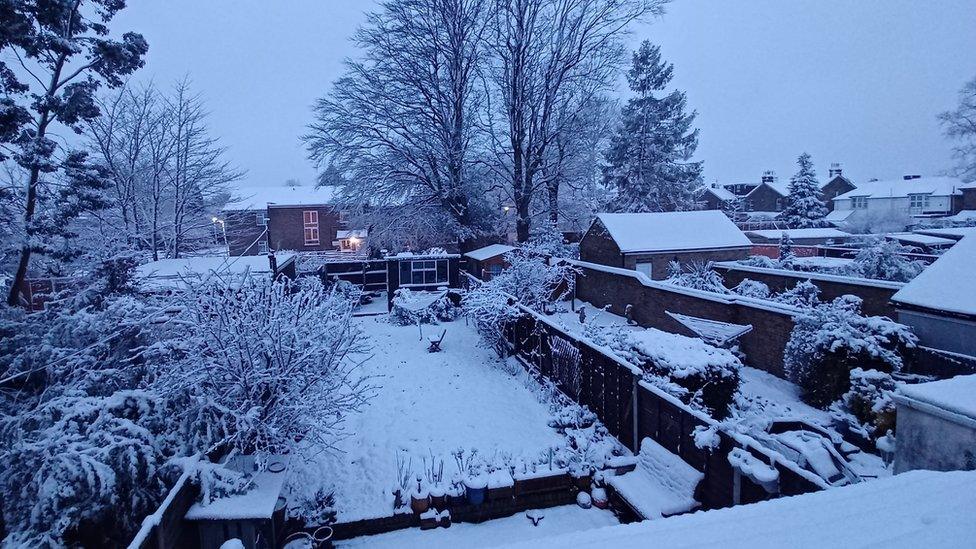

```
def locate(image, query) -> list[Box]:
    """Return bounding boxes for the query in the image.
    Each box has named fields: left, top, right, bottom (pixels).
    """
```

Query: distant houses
left=221, top=185, right=365, bottom=256
left=829, top=175, right=967, bottom=227
left=579, top=211, right=752, bottom=279
left=699, top=164, right=855, bottom=217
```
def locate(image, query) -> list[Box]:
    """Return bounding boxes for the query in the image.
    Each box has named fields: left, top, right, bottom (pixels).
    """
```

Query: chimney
left=902, top=174, right=922, bottom=181
left=828, top=163, right=843, bottom=178
left=761, top=170, right=776, bottom=185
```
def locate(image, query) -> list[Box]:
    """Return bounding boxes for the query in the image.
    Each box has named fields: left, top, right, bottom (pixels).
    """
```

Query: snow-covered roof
left=896, top=374, right=976, bottom=422
left=666, top=311, right=752, bottom=346
left=946, top=210, right=976, bottom=223
left=336, top=229, right=367, bottom=239
left=464, top=244, right=516, bottom=261
left=184, top=460, right=289, bottom=521
left=834, top=176, right=964, bottom=201
left=891, top=236, right=976, bottom=316
left=702, top=186, right=735, bottom=201
left=745, top=228, right=851, bottom=240
left=223, top=185, right=338, bottom=210
left=135, top=254, right=294, bottom=290
left=593, top=211, right=751, bottom=254
left=505, top=469, right=976, bottom=549
left=885, top=233, right=957, bottom=247
left=912, top=227, right=976, bottom=240
left=825, top=209, right=855, bottom=223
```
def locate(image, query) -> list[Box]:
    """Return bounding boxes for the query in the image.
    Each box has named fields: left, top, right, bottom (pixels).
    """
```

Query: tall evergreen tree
left=603, top=40, right=702, bottom=213
left=781, top=152, right=828, bottom=228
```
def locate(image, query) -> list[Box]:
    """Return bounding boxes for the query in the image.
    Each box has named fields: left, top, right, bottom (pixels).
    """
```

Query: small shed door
left=636, top=262, right=653, bottom=278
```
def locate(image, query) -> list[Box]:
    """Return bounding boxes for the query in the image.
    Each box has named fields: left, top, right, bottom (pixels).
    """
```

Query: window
left=339, top=210, right=350, bottom=224
left=303, top=210, right=319, bottom=245
left=257, top=239, right=269, bottom=254
left=399, top=259, right=449, bottom=286
left=775, top=198, right=783, bottom=211
left=256, top=212, right=268, bottom=226
left=487, top=263, right=504, bottom=279
left=909, top=194, right=929, bottom=210
left=745, top=200, right=754, bottom=212
left=852, top=196, right=868, bottom=209
left=636, top=262, right=653, bottom=278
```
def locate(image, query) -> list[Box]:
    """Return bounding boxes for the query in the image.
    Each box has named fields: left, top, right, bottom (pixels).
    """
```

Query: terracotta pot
left=411, top=493, right=430, bottom=514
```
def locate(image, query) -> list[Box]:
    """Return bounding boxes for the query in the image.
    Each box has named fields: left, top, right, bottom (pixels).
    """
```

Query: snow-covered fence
left=505, top=309, right=825, bottom=510
left=128, top=460, right=201, bottom=549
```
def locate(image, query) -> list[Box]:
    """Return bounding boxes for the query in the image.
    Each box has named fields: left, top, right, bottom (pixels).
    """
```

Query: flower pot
left=464, top=475, right=488, bottom=506
left=411, top=493, right=430, bottom=515
left=487, top=470, right=515, bottom=501
left=429, top=485, right=447, bottom=511
left=448, top=486, right=467, bottom=507
left=591, top=487, right=608, bottom=510
left=439, top=510, right=452, bottom=528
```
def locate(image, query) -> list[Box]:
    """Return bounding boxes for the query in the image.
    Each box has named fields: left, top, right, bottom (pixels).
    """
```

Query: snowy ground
left=336, top=505, right=618, bottom=548
left=300, top=316, right=564, bottom=523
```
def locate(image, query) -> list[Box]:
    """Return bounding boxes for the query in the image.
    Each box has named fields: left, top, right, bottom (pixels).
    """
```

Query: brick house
left=742, top=164, right=856, bottom=214
left=698, top=185, right=737, bottom=211
left=830, top=175, right=966, bottom=229
left=221, top=186, right=349, bottom=256
left=579, top=211, right=752, bottom=280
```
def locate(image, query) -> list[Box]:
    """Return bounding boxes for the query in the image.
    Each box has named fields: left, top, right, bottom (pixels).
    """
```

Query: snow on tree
left=1, top=0, right=148, bottom=306
left=845, top=237, right=925, bottom=282
left=732, top=279, right=771, bottom=299
left=462, top=249, right=577, bottom=356
left=604, top=40, right=703, bottom=213
left=829, top=368, right=898, bottom=444
left=779, top=153, right=828, bottom=229
left=778, top=232, right=797, bottom=268
left=939, top=74, right=976, bottom=182
left=772, top=280, right=821, bottom=309
left=784, top=295, right=917, bottom=408
left=152, top=275, right=374, bottom=460
left=665, top=261, right=729, bottom=293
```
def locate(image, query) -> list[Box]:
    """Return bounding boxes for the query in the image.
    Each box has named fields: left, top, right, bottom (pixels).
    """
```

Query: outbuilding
left=893, top=375, right=976, bottom=474
left=579, top=211, right=752, bottom=280
left=744, top=228, right=852, bottom=245
left=463, top=243, right=516, bottom=280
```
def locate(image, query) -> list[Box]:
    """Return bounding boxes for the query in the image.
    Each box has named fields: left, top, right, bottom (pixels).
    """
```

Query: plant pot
left=313, top=526, right=333, bottom=549
left=591, top=487, right=609, bottom=510
left=464, top=475, right=488, bottom=506
left=410, top=493, right=430, bottom=515
left=448, top=488, right=467, bottom=507
left=429, top=485, right=447, bottom=511
left=487, top=470, right=515, bottom=501
left=439, top=510, right=452, bottom=528
left=419, top=509, right=439, bottom=530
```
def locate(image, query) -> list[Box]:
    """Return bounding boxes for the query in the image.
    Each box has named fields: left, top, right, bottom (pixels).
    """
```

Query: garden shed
left=579, top=211, right=751, bottom=280
left=386, top=253, right=461, bottom=310
left=744, top=227, right=852, bottom=245
left=893, top=375, right=976, bottom=474
left=464, top=243, right=515, bottom=280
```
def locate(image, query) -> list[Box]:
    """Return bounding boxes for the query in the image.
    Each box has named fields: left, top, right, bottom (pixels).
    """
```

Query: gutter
left=892, top=394, right=976, bottom=431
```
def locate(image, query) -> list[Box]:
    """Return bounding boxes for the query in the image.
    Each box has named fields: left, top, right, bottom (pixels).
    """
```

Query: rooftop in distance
left=223, top=185, right=339, bottom=211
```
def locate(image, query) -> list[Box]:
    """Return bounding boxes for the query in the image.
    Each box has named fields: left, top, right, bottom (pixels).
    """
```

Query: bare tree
left=939, top=75, right=976, bottom=183
left=305, top=0, right=491, bottom=250
left=485, top=0, right=665, bottom=242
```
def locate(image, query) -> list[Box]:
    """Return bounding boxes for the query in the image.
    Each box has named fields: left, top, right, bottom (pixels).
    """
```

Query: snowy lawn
left=300, top=316, right=564, bottom=523
left=336, top=505, right=618, bottom=548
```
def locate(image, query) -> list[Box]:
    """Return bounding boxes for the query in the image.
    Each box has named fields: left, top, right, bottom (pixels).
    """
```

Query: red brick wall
left=267, top=206, right=342, bottom=252
left=621, top=248, right=750, bottom=280
left=745, top=183, right=784, bottom=212
left=579, top=219, right=624, bottom=267
left=575, top=265, right=795, bottom=378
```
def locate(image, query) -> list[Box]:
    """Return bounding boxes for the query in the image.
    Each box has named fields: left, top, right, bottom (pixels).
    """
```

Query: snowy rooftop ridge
left=833, top=176, right=964, bottom=200
left=464, top=243, right=516, bottom=261
left=504, top=469, right=976, bottom=549
left=223, top=185, right=338, bottom=210
left=593, top=211, right=751, bottom=254
left=891, top=236, right=976, bottom=317
left=745, top=228, right=851, bottom=240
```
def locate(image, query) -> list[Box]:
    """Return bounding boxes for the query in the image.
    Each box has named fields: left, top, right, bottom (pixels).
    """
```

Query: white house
left=829, top=175, right=965, bottom=228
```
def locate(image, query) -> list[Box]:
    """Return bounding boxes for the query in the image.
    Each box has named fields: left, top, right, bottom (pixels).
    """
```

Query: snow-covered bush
left=583, top=322, right=742, bottom=419
left=830, top=368, right=898, bottom=443
left=389, top=288, right=461, bottom=326
left=154, top=275, right=373, bottom=460
left=740, top=255, right=777, bottom=269
left=784, top=295, right=917, bottom=408
left=665, top=261, right=729, bottom=294
left=778, top=233, right=797, bottom=268
left=462, top=249, right=577, bottom=356
left=772, top=280, right=821, bottom=308
left=844, top=238, right=925, bottom=282
left=732, top=278, right=771, bottom=299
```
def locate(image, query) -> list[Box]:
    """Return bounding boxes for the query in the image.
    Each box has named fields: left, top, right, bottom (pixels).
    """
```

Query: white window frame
left=303, top=210, right=320, bottom=245
left=257, top=239, right=269, bottom=254
left=256, top=212, right=268, bottom=226
left=852, top=196, right=868, bottom=209
left=909, top=194, right=929, bottom=210
left=400, top=259, right=449, bottom=287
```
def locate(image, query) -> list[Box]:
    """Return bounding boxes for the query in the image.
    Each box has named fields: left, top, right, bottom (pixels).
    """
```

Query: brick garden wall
left=573, top=263, right=797, bottom=378
left=712, top=263, right=903, bottom=318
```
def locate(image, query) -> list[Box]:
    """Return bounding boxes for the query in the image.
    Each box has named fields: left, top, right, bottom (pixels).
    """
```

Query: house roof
left=913, top=227, right=976, bottom=240
left=825, top=209, right=856, bottom=222
left=593, top=211, right=751, bottom=254
left=891, top=236, right=976, bottom=317
left=897, top=374, right=976, bottom=422
left=702, top=186, right=736, bottom=201
left=135, top=254, right=294, bottom=291
left=336, top=229, right=367, bottom=239
left=834, top=176, right=964, bottom=201
left=885, top=233, right=957, bottom=247
left=463, top=243, right=516, bottom=261
left=745, top=228, right=851, bottom=240
left=223, top=185, right=338, bottom=210
left=504, top=469, right=976, bottom=549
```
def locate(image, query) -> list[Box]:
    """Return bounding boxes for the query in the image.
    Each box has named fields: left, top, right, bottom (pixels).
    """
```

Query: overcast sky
left=114, top=0, right=976, bottom=189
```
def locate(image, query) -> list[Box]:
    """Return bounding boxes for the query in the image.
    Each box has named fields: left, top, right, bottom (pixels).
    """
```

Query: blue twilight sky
left=113, top=0, right=976, bottom=189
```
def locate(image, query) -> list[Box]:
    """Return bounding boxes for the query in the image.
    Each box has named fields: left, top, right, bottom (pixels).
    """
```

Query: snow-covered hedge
left=784, top=295, right=917, bottom=408
left=583, top=323, right=742, bottom=419
left=829, top=368, right=898, bottom=444
left=389, top=288, right=461, bottom=326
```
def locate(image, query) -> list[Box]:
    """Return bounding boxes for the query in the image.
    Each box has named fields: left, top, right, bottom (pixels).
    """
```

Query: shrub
left=830, top=368, right=897, bottom=443
left=665, top=261, right=729, bottom=293
left=784, top=295, right=917, bottom=408
left=740, top=255, right=777, bottom=269
left=389, top=288, right=461, bottom=325
left=773, top=280, right=821, bottom=308
left=732, top=279, right=771, bottom=299
left=845, top=238, right=925, bottom=282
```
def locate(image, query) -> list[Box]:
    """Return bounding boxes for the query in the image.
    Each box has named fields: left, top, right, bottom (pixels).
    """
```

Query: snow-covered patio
left=306, top=316, right=566, bottom=523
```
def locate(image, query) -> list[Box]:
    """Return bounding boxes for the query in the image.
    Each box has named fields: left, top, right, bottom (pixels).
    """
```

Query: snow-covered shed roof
left=912, top=227, right=976, bottom=240
left=745, top=228, right=851, bottom=240
left=666, top=311, right=752, bottom=346
left=464, top=244, right=516, bottom=261
left=135, top=254, right=294, bottom=291
left=885, top=233, right=957, bottom=248
left=824, top=209, right=855, bottom=223
left=834, top=176, right=964, bottom=201
left=504, top=469, right=976, bottom=549
left=891, top=236, right=976, bottom=317
left=896, top=374, right=976, bottom=422
left=593, top=211, right=751, bottom=254
left=946, top=210, right=976, bottom=223
left=223, top=185, right=338, bottom=210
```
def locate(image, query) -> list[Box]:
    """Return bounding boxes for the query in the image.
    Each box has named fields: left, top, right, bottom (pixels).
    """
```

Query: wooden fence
left=506, top=308, right=825, bottom=510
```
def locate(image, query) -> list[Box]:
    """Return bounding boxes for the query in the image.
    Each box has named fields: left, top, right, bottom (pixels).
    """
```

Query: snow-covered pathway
left=307, top=316, right=563, bottom=523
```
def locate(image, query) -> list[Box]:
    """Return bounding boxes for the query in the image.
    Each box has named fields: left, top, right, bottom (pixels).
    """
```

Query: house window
left=745, top=200, right=754, bottom=212
left=339, top=210, right=350, bottom=224
left=852, top=196, right=868, bottom=209
left=399, top=259, right=449, bottom=286
left=256, top=212, right=268, bottom=226
left=909, top=194, right=929, bottom=210
left=303, top=210, right=320, bottom=245
left=257, top=239, right=269, bottom=254
left=636, top=262, right=653, bottom=278
left=775, top=198, right=783, bottom=211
